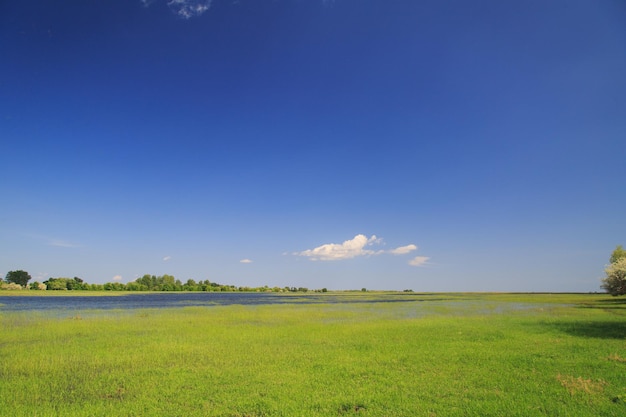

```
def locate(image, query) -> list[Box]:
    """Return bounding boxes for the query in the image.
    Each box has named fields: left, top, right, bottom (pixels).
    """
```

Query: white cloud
left=168, top=0, right=212, bottom=18
left=408, top=256, right=430, bottom=267
left=163, top=256, right=172, bottom=261
left=240, top=259, right=253, bottom=264
left=112, top=275, right=123, bottom=281
left=388, top=244, right=417, bottom=255
left=296, top=234, right=382, bottom=261
left=296, top=234, right=429, bottom=265
left=141, top=0, right=211, bottom=18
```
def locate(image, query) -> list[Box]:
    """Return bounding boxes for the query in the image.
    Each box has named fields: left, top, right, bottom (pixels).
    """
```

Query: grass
left=1, top=293, right=625, bottom=416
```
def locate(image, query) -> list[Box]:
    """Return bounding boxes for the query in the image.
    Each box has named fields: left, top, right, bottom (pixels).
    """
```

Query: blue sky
left=1, top=0, right=625, bottom=291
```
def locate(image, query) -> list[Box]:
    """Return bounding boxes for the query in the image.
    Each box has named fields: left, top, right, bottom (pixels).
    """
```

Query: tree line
left=1, top=271, right=323, bottom=293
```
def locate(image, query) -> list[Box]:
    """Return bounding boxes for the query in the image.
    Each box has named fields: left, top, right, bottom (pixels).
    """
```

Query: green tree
left=66, top=277, right=84, bottom=290
left=161, top=274, right=176, bottom=287
left=45, top=278, right=69, bottom=290
left=136, top=274, right=153, bottom=290
left=184, top=279, right=198, bottom=291
left=610, top=245, right=626, bottom=264
left=125, top=282, right=143, bottom=291
left=6, top=270, right=31, bottom=287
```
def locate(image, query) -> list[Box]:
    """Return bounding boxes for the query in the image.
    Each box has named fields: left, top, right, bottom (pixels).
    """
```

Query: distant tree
left=45, top=278, right=69, bottom=290
left=6, top=270, right=31, bottom=287
left=104, top=282, right=125, bottom=291
left=161, top=274, right=174, bottom=284
left=184, top=279, right=198, bottom=291
left=602, top=257, right=626, bottom=296
left=610, top=245, right=626, bottom=264
left=136, top=274, right=153, bottom=290
left=125, top=282, right=142, bottom=291
left=65, top=277, right=85, bottom=290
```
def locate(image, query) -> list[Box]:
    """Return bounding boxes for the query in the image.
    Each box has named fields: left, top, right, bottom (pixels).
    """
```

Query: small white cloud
left=296, top=234, right=382, bottom=261
left=141, top=0, right=211, bottom=18
left=163, top=256, right=172, bottom=261
left=388, top=244, right=418, bottom=255
left=168, top=0, right=211, bottom=18
left=296, top=234, right=428, bottom=265
left=240, top=259, right=253, bottom=264
left=112, top=275, right=123, bottom=281
left=408, top=256, right=430, bottom=267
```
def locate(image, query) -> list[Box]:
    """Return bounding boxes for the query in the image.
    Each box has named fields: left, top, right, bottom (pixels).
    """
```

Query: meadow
left=1, top=293, right=625, bottom=416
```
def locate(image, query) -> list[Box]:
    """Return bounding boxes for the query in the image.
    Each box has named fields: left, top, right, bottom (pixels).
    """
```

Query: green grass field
left=1, top=293, right=625, bottom=416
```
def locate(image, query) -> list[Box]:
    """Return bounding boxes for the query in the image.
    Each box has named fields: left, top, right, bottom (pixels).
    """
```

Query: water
left=0, top=292, right=436, bottom=313
left=0, top=293, right=555, bottom=319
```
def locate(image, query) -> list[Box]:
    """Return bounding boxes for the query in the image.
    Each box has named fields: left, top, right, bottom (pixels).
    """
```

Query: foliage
left=0, top=282, right=24, bottom=290
left=609, top=244, right=626, bottom=264
left=44, top=277, right=86, bottom=291
left=601, top=257, right=626, bottom=296
left=5, top=270, right=31, bottom=287
left=29, top=282, right=47, bottom=290
left=601, top=245, right=626, bottom=296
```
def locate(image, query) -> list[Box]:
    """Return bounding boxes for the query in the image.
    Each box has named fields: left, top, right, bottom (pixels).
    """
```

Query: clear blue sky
left=2, top=0, right=625, bottom=291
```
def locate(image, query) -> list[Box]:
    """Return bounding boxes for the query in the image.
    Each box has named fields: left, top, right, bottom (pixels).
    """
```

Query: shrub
left=0, top=282, right=23, bottom=290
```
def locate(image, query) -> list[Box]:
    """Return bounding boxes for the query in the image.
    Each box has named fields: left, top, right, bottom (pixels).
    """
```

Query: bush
left=29, top=281, right=47, bottom=290
left=1, top=282, right=23, bottom=290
